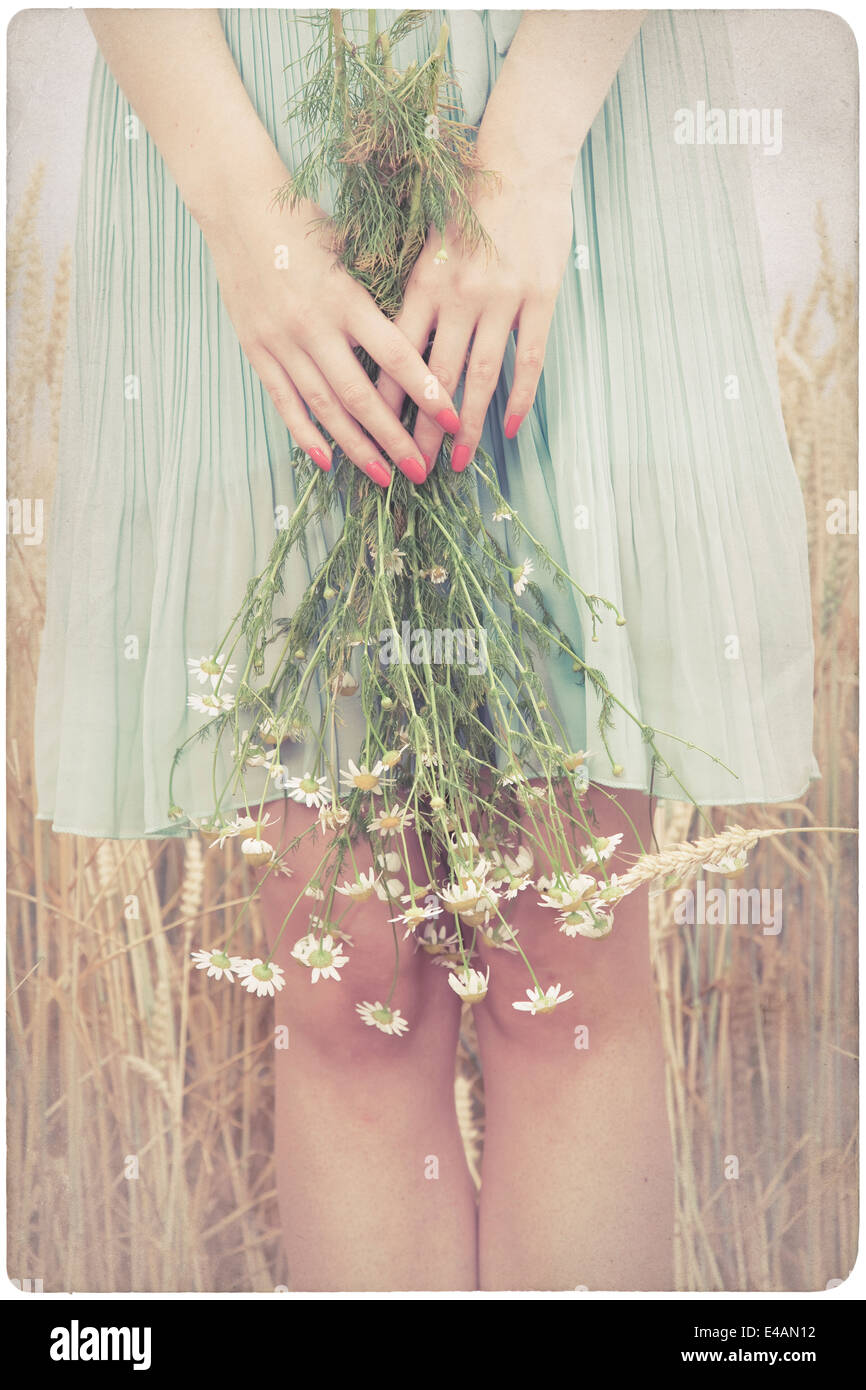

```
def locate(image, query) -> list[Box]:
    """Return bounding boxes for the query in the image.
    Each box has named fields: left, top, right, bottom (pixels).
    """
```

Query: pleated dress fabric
left=35, top=8, right=818, bottom=839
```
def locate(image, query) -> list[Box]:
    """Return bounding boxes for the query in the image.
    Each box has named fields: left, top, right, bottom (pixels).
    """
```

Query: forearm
left=84, top=8, right=288, bottom=231
left=477, top=10, right=647, bottom=185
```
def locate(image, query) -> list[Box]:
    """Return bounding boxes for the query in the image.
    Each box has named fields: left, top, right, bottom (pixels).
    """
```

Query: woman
left=35, top=8, right=816, bottom=1291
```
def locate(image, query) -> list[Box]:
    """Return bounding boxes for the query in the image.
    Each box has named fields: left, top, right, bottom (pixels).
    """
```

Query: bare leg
left=258, top=802, right=477, bottom=1291
left=473, top=787, right=674, bottom=1291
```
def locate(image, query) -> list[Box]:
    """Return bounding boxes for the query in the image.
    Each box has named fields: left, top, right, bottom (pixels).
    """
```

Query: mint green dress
left=35, top=9, right=818, bottom=838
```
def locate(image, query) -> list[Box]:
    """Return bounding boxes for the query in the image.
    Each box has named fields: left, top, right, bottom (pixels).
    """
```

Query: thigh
left=474, top=783, right=655, bottom=1038
left=257, top=796, right=460, bottom=1050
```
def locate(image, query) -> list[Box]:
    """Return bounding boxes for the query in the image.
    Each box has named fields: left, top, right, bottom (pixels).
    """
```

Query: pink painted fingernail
left=436, top=408, right=461, bottom=433
left=400, top=456, right=427, bottom=484
left=309, top=447, right=331, bottom=472
left=505, top=413, right=524, bottom=440
left=366, top=459, right=391, bottom=488
left=451, top=444, right=471, bottom=472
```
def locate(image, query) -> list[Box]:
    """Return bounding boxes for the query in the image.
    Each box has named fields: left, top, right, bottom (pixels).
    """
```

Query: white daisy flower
left=503, top=873, right=533, bottom=900
left=558, top=905, right=614, bottom=939
left=285, top=773, right=330, bottom=808
left=190, top=947, right=244, bottom=982
left=595, top=873, right=629, bottom=905
left=208, top=812, right=272, bottom=850
left=368, top=805, right=414, bottom=838
left=703, top=850, right=749, bottom=877
left=187, top=691, right=235, bottom=717
left=355, top=1001, right=410, bottom=1036
left=512, top=982, right=574, bottom=1015
left=479, top=920, right=521, bottom=953
left=449, top=829, right=480, bottom=859
left=580, top=832, right=624, bottom=865
left=391, top=899, right=442, bottom=936
left=240, top=836, right=276, bottom=867
left=512, top=558, right=534, bottom=596
left=340, top=759, right=390, bottom=795
left=439, top=875, right=488, bottom=915
left=429, top=565, right=448, bottom=585
left=335, top=869, right=379, bottom=902
left=538, top=872, right=597, bottom=913
left=293, top=933, right=349, bottom=984
left=447, top=965, right=490, bottom=1002
left=492, top=506, right=512, bottom=522
left=291, top=932, right=317, bottom=964
left=245, top=745, right=278, bottom=769
left=318, top=802, right=350, bottom=831
left=208, top=815, right=252, bottom=850
left=187, top=654, right=237, bottom=689
left=459, top=890, right=500, bottom=929
left=416, top=921, right=459, bottom=954
left=236, top=958, right=286, bottom=998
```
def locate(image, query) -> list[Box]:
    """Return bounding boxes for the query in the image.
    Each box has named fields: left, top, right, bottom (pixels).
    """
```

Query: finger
left=449, top=312, right=514, bottom=471
left=249, top=347, right=333, bottom=471
left=311, top=336, right=429, bottom=483
left=280, top=346, right=393, bottom=488
left=376, top=286, right=436, bottom=420
left=502, top=298, right=554, bottom=441
left=346, top=290, right=463, bottom=436
left=413, top=312, right=476, bottom=467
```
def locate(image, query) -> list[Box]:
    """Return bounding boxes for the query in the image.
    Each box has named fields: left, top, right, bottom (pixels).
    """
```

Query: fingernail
left=309, top=447, right=331, bottom=471
left=366, top=459, right=391, bottom=488
left=436, top=409, right=461, bottom=433
left=505, top=413, right=524, bottom=440
left=400, top=456, right=427, bottom=484
left=451, top=444, right=471, bottom=472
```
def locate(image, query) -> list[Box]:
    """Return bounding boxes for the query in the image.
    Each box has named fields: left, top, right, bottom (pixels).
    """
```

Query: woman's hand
left=377, top=169, right=575, bottom=469
left=375, top=8, right=646, bottom=471
left=203, top=187, right=463, bottom=486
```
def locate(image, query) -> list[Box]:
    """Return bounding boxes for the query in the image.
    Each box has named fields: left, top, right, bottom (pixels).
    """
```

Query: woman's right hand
left=202, top=187, right=461, bottom=486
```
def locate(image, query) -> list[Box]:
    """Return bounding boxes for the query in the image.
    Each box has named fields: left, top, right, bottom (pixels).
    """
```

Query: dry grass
left=652, top=206, right=858, bottom=1290
left=6, top=178, right=856, bottom=1291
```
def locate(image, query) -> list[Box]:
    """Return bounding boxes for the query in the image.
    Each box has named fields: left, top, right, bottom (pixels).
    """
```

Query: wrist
left=475, top=145, right=577, bottom=200
left=186, top=142, right=295, bottom=244
left=475, top=132, right=578, bottom=195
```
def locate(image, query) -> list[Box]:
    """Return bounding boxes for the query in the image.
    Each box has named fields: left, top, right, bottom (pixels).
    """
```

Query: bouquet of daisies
left=177, top=10, right=737, bottom=1030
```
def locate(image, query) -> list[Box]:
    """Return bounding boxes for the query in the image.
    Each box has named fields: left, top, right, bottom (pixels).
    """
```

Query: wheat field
left=6, top=165, right=857, bottom=1291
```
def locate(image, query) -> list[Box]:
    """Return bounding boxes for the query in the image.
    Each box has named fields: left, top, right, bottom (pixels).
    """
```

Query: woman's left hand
left=376, top=170, right=575, bottom=471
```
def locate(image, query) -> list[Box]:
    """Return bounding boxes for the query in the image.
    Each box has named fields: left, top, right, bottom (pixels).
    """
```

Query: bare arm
left=379, top=10, right=647, bottom=467
left=476, top=10, right=647, bottom=182
left=84, top=9, right=286, bottom=228
left=84, top=8, right=463, bottom=484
